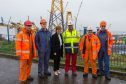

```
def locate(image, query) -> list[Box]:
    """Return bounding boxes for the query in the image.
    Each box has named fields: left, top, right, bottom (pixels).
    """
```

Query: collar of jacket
left=66, top=28, right=76, bottom=32
left=56, top=32, right=61, bottom=35
left=97, top=29, right=109, bottom=34
left=100, top=30, right=107, bottom=33
left=22, top=27, right=33, bottom=34
left=85, top=34, right=94, bottom=39
left=40, top=28, right=49, bottom=32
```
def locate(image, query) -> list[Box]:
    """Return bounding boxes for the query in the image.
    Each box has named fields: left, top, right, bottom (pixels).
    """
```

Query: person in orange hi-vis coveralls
left=15, top=20, right=37, bottom=83
left=97, top=21, right=113, bottom=80
left=80, top=26, right=101, bottom=79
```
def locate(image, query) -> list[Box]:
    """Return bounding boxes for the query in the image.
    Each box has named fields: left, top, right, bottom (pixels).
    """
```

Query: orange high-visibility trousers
left=83, top=50, right=97, bottom=75
left=19, top=57, right=33, bottom=81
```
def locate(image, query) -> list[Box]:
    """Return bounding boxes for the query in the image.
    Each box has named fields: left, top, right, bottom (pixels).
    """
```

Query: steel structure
left=49, top=0, right=64, bottom=33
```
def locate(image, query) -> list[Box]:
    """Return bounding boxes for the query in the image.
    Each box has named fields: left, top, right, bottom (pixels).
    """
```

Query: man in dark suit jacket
left=51, top=26, right=63, bottom=76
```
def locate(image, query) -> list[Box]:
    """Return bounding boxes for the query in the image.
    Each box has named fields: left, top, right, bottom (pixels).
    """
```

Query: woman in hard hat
left=80, top=26, right=101, bottom=79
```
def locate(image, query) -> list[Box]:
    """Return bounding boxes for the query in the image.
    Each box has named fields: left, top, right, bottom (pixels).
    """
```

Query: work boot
left=20, top=81, right=27, bottom=84
left=105, top=75, right=111, bottom=80
left=65, top=72, right=68, bottom=77
left=27, top=76, right=34, bottom=81
left=92, top=74, right=97, bottom=79
left=38, top=74, right=45, bottom=79
left=72, top=72, right=77, bottom=77
left=83, top=73, right=88, bottom=78
left=98, top=71, right=104, bottom=76
left=44, top=72, right=51, bottom=76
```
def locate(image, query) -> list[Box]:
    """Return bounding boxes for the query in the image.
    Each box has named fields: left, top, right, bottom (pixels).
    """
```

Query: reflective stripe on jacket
left=15, top=28, right=37, bottom=59
left=80, top=34, right=101, bottom=60
left=62, top=29, right=80, bottom=54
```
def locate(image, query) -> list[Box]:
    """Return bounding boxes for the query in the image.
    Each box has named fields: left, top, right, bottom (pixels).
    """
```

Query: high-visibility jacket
left=80, top=34, right=101, bottom=60
left=97, top=30, right=113, bottom=56
left=62, top=29, right=80, bottom=54
left=15, top=28, right=37, bottom=60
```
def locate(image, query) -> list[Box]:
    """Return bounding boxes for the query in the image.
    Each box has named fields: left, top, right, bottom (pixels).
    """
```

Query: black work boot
left=83, top=73, right=88, bottom=78
left=20, top=81, right=27, bottom=84
left=105, top=75, right=111, bottom=80
left=27, top=76, right=34, bottom=81
left=44, top=72, right=51, bottom=76
left=72, top=72, right=77, bottom=77
left=65, top=72, right=68, bottom=77
left=98, top=71, right=104, bottom=76
left=38, top=74, right=45, bottom=79
left=92, top=74, right=97, bottom=79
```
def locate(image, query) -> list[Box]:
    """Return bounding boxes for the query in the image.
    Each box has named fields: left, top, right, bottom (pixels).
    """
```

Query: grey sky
left=0, top=0, right=126, bottom=32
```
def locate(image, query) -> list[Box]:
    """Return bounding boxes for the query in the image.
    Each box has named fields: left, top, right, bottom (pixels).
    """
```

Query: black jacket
left=50, top=33, right=63, bottom=59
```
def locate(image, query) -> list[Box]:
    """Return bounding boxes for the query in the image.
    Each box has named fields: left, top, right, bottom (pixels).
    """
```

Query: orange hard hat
left=100, top=21, right=107, bottom=27
left=40, top=19, right=47, bottom=24
left=24, top=20, right=32, bottom=26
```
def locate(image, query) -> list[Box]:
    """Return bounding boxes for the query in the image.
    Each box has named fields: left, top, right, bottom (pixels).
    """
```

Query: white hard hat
left=87, top=26, right=93, bottom=31
left=68, top=20, right=73, bottom=26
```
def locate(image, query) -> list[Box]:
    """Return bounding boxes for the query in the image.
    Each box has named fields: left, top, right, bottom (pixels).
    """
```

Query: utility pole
left=49, top=0, right=64, bottom=34
left=83, top=27, right=87, bottom=35
left=7, top=17, right=11, bottom=43
left=40, top=16, right=42, bottom=20
left=1, top=17, right=4, bottom=24
left=28, top=16, right=29, bottom=20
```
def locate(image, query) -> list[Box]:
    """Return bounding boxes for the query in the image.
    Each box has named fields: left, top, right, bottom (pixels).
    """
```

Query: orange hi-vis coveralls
left=15, top=28, right=37, bottom=81
left=80, top=34, right=101, bottom=75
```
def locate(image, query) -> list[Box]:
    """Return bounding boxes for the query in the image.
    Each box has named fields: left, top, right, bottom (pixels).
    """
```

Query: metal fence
left=110, top=38, right=126, bottom=70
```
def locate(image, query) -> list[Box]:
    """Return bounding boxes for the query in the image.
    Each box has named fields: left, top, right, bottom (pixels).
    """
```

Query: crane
left=75, top=0, right=84, bottom=29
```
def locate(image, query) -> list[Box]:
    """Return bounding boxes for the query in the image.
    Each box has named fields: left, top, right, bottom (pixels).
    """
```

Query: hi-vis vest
left=62, top=29, right=80, bottom=54
left=15, top=28, right=37, bottom=60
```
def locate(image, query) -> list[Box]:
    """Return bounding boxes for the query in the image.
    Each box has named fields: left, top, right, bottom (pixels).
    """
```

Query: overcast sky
left=0, top=0, right=126, bottom=32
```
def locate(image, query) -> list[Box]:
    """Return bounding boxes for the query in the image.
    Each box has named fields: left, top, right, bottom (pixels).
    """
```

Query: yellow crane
left=49, top=0, right=64, bottom=33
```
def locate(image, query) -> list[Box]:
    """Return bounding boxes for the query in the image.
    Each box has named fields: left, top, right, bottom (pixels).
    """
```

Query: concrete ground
left=0, top=57, right=126, bottom=84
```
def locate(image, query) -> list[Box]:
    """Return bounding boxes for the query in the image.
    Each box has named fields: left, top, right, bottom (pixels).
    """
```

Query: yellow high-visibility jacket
left=62, top=29, right=80, bottom=54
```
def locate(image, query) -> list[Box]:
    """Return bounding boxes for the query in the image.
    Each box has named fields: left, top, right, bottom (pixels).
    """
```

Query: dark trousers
left=38, top=51, right=50, bottom=75
left=98, top=50, right=110, bottom=76
left=54, top=55, right=61, bottom=71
